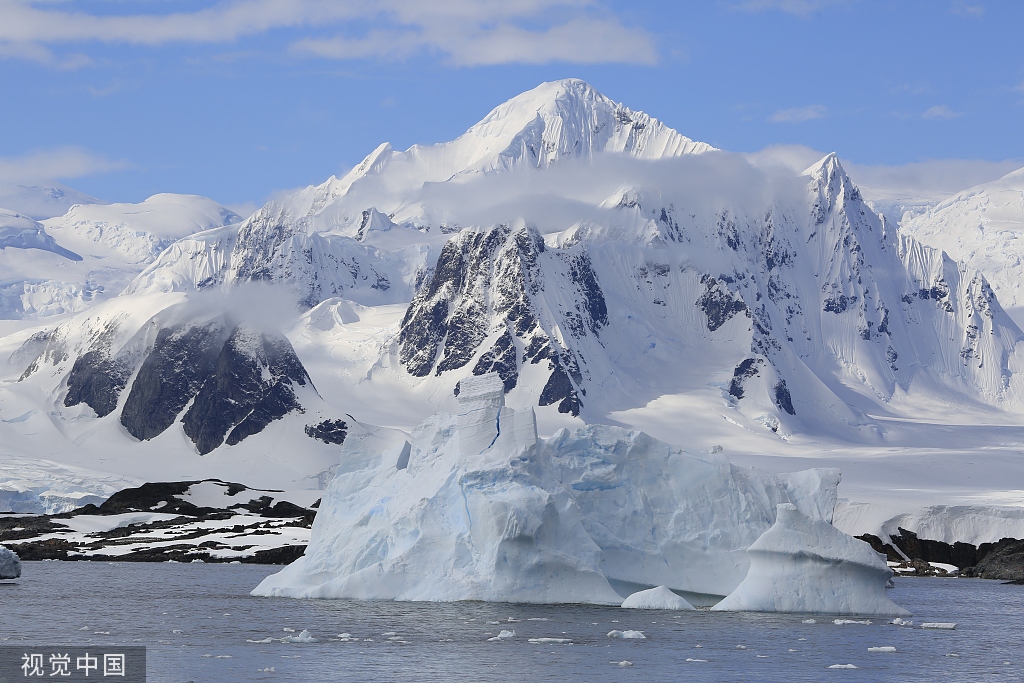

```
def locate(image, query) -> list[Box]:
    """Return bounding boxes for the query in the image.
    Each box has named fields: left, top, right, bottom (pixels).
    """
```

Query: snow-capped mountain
left=0, top=194, right=240, bottom=321
left=0, top=182, right=99, bottom=221
left=4, top=79, right=1024, bottom=546
left=901, top=167, right=1024, bottom=310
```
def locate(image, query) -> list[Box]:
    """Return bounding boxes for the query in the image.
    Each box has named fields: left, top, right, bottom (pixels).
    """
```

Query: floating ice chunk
left=257, top=668, right=275, bottom=673
left=381, top=631, right=397, bottom=636
left=0, top=546, right=22, bottom=579
left=756, top=654, right=769, bottom=658
left=834, top=619, right=872, bottom=626
left=247, top=638, right=273, bottom=644
left=713, top=505, right=910, bottom=616
left=527, top=618, right=549, bottom=621
left=802, top=619, right=816, bottom=624
left=788, top=649, right=798, bottom=652
left=607, top=630, right=646, bottom=639
left=487, top=630, right=515, bottom=641
left=828, top=664, right=858, bottom=669
left=686, top=658, right=708, bottom=663
left=613, top=661, right=633, bottom=667
left=282, top=628, right=296, bottom=632
left=868, top=646, right=896, bottom=652
left=281, top=630, right=317, bottom=643
left=890, top=618, right=913, bottom=626
left=945, top=653, right=960, bottom=657
left=215, top=655, right=232, bottom=659
left=621, top=586, right=695, bottom=610
left=921, top=623, right=957, bottom=630
left=528, top=638, right=571, bottom=644
left=735, top=645, right=747, bottom=649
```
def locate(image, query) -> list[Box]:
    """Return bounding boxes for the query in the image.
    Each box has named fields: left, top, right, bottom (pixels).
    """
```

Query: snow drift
left=0, top=545, right=21, bottom=579
left=253, top=373, right=841, bottom=604
left=712, top=503, right=909, bottom=616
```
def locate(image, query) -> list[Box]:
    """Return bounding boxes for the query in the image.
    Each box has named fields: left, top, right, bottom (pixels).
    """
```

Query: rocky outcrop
left=182, top=326, right=310, bottom=455
left=858, top=528, right=1024, bottom=579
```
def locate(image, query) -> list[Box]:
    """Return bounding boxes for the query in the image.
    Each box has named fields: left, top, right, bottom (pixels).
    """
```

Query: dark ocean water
left=1, top=562, right=1021, bottom=682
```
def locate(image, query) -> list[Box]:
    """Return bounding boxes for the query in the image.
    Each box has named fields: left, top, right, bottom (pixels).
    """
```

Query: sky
left=0, top=0, right=1021, bottom=211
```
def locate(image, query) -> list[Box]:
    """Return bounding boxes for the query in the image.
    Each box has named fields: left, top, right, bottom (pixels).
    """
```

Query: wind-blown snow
left=712, top=504, right=909, bottom=616
left=252, top=373, right=840, bottom=604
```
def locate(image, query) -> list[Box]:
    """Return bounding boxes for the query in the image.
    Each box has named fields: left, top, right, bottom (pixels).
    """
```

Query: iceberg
left=712, top=504, right=910, bottom=616
left=0, top=545, right=21, bottom=579
left=621, top=586, right=695, bottom=610
left=253, top=373, right=842, bottom=604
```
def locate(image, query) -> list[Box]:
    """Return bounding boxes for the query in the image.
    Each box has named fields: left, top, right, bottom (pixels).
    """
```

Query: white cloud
left=732, top=0, right=852, bottom=17
left=950, top=1, right=985, bottom=18
left=921, top=105, right=964, bottom=120
left=0, top=0, right=657, bottom=67
left=745, top=144, right=827, bottom=172
left=769, top=105, right=827, bottom=123
left=0, top=146, right=128, bottom=184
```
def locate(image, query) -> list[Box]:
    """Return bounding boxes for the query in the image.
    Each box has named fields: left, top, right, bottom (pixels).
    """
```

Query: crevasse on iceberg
left=254, top=373, right=841, bottom=604
left=712, top=503, right=909, bottom=616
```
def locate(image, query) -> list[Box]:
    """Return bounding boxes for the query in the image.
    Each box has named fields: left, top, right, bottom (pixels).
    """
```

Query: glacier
left=253, top=373, right=842, bottom=605
left=712, top=504, right=909, bottom=616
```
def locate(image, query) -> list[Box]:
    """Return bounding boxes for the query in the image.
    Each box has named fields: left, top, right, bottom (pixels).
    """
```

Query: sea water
left=1, top=562, right=1021, bottom=682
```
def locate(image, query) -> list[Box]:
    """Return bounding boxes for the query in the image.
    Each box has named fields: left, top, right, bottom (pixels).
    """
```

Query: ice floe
left=607, top=630, right=646, bottom=639
left=487, top=630, right=515, bottom=641
left=867, top=646, right=896, bottom=652
left=921, top=622, right=957, bottom=630
left=528, top=637, right=571, bottom=644
left=713, top=504, right=910, bottom=616
left=621, top=586, right=695, bottom=610
left=828, top=664, right=858, bottom=669
left=281, top=630, right=317, bottom=643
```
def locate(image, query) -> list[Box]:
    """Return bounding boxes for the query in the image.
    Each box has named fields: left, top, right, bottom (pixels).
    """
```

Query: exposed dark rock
left=472, top=329, right=519, bottom=392
left=858, top=529, right=1024, bottom=579
left=64, top=349, right=132, bottom=418
left=120, top=322, right=226, bottom=440
left=305, top=419, right=348, bottom=445
left=967, top=540, right=1024, bottom=581
left=697, top=275, right=747, bottom=332
left=728, top=357, right=762, bottom=400
left=773, top=379, right=795, bottom=415
left=539, top=361, right=581, bottom=415
left=182, top=326, right=309, bottom=455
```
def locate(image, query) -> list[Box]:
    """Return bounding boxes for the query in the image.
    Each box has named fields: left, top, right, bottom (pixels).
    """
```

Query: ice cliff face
left=253, top=373, right=840, bottom=603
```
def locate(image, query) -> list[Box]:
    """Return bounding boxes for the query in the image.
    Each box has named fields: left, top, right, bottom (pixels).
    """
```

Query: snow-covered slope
left=0, top=183, right=98, bottom=220
left=901, top=168, right=1024, bottom=309
left=0, top=194, right=240, bottom=323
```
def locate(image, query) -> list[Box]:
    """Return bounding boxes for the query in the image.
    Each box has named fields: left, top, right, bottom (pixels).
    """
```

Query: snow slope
left=901, top=168, right=1024, bottom=309
left=0, top=183, right=98, bottom=221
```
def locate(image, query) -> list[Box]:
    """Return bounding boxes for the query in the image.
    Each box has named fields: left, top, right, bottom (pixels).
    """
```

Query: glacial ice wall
left=253, top=373, right=841, bottom=604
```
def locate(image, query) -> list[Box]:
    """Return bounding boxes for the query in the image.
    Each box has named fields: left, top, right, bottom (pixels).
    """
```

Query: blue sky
left=0, top=0, right=1021, bottom=209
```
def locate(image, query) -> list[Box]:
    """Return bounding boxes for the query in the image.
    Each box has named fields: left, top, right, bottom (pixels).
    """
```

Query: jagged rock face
left=120, top=322, right=227, bottom=440
left=398, top=222, right=604, bottom=415
left=182, top=326, right=310, bottom=455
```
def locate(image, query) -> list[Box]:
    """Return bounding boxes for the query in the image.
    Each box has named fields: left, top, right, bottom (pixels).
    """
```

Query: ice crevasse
left=253, top=373, right=902, bottom=614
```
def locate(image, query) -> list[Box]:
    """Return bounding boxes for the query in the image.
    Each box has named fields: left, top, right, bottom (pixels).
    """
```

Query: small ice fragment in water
left=487, top=630, right=515, bottom=642
left=215, top=655, right=232, bottom=659
left=802, top=619, right=816, bottom=624
left=281, top=630, right=317, bottom=643
left=528, top=638, right=571, bottom=644
left=607, top=630, right=645, bottom=639
left=789, top=649, right=798, bottom=652
left=506, top=618, right=520, bottom=623
left=756, top=654, right=768, bottom=658
left=257, top=667, right=275, bottom=673
left=735, top=645, right=747, bottom=649
left=868, top=646, right=896, bottom=653
left=828, top=664, right=859, bottom=669
left=246, top=638, right=273, bottom=644
left=834, top=619, right=871, bottom=625
left=172, top=630, right=183, bottom=634
left=945, top=653, right=960, bottom=657
left=79, top=627, right=89, bottom=631
left=487, top=621, right=500, bottom=625
left=686, top=658, right=707, bottom=663
left=526, top=618, right=548, bottom=621
left=381, top=631, right=397, bottom=636
left=612, top=661, right=632, bottom=667
left=798, top=638, right=807, bottom=641
left=282, top=628, right=296, bottom=633
left=890, top=618, right=913, bottom=626
left=921, top=623, right=957, bottom=630
left=694, top=645, right=703, bottom=648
